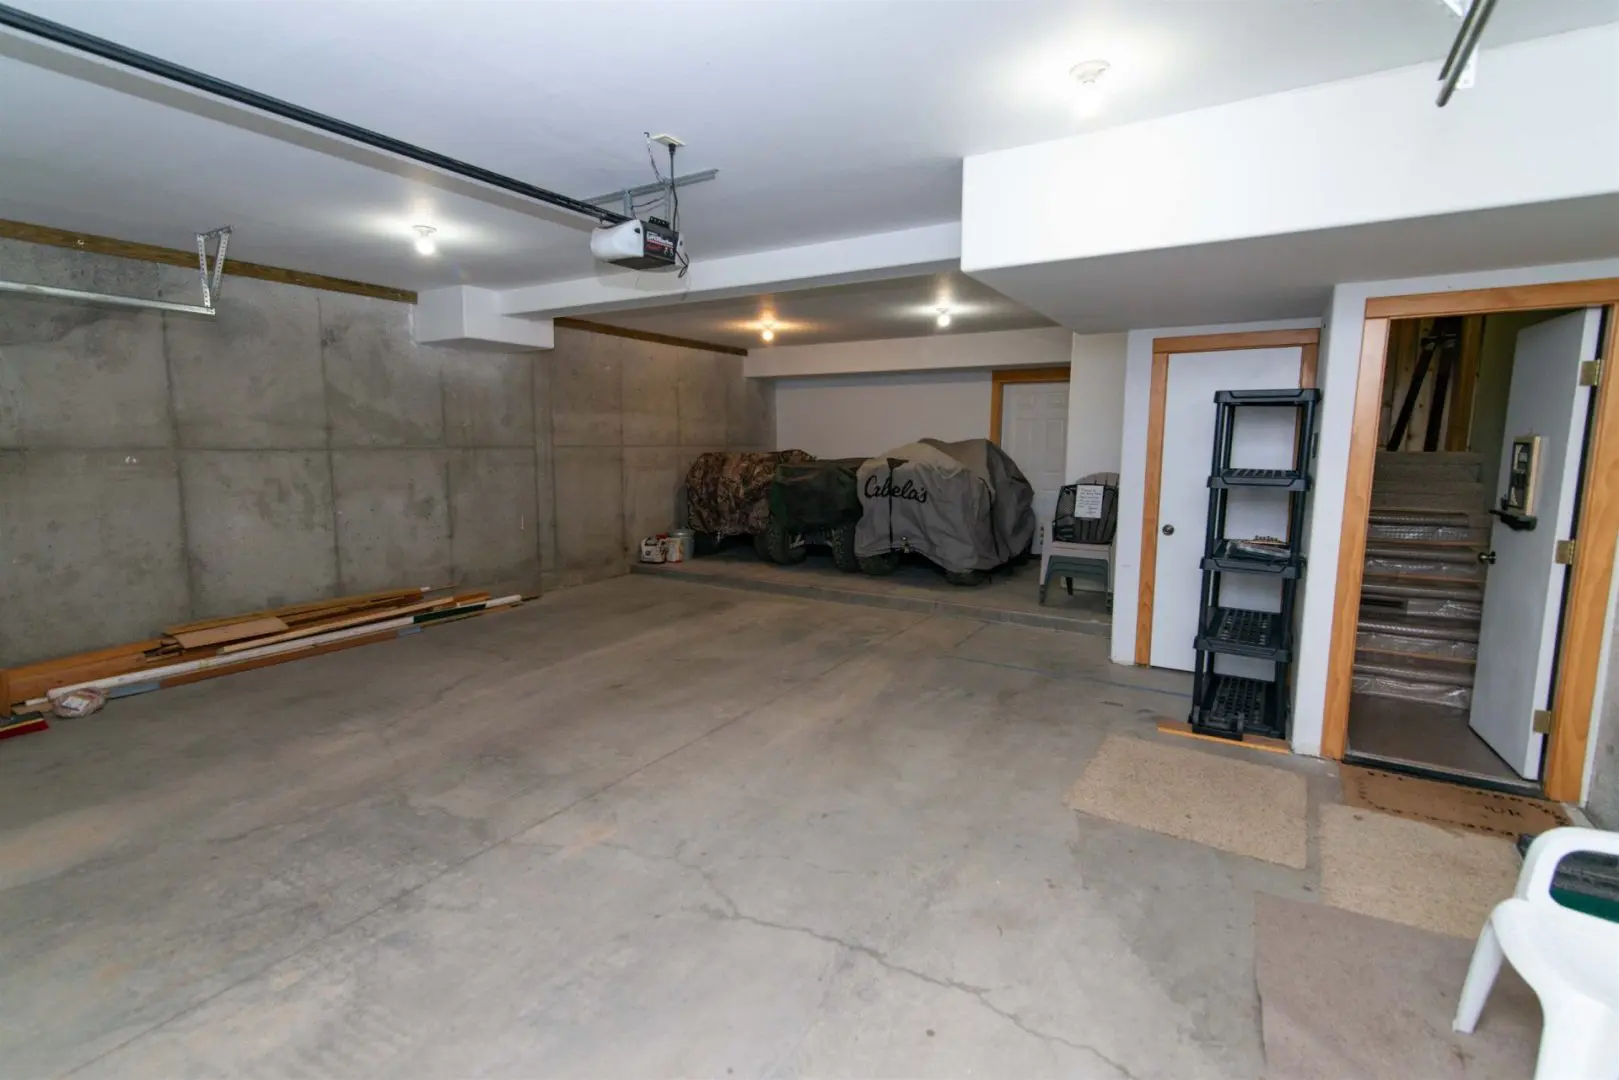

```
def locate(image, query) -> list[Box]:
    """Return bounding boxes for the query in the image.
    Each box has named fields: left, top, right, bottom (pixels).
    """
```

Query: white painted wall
left=774, top=370, right=993, bottom=458
left=747, top=327, right=1070, bottom=378
left=1111, top=318, right=1325, bottom=670
left=962, top=25, right=1619, bottom=273
left=1065, top=333, right=1128, bottom=480
left=1291, top=258, right=1619, bottom=769
left=767, top=329, right=1129, bottom=475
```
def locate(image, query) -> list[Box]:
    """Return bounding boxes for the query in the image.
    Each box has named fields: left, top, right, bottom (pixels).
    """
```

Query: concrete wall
left=0, top=239, right=545, bottom=665
left=542, top=326, right=773, bottom=589
left=0, top=242, right=775, bottom=665
left=1587, top=532, right=1619, bottom=828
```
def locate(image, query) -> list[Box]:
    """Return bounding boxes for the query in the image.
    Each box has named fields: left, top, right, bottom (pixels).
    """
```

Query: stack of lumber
left=2, top=586, right=521, bottom=732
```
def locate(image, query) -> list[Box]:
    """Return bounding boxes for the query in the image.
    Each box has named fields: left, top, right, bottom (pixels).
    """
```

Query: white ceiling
left=593, top=271, right=1051, bottom=349
left=3, top=0, right=1617, bottom=292
left=973, top=193, right=1619, bottom=333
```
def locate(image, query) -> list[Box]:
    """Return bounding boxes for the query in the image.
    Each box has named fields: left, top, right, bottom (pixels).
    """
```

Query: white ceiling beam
left=497, top=222, right=961, bottom=319
left=416, top=286, right=554, bottom=350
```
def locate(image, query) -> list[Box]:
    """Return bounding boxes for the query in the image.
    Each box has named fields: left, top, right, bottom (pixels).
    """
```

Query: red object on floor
left=0, top=717, right=49, bottom=741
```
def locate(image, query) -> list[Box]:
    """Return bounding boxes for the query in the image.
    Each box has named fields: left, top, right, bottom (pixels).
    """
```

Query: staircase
left=1354, top=452, right=1488, bottom=710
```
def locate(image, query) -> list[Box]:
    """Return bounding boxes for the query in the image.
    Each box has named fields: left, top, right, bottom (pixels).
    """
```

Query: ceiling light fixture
left=935, top=308, right=953, bottom=329
left=760, top=319, right=776, bottom=343
left=412, top=225, right=437, bottom=256
left=1069, top=59, right=1111, bottom=118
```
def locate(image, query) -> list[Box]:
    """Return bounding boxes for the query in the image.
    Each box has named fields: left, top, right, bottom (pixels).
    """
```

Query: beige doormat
left=1065, top=734, right=1308, bottom=868
left=1340, top=765, right=1570, bottom=839
left=1255, top=893, right=1539, bottom=1080
left=1319, top=803, right=1520, bottom=938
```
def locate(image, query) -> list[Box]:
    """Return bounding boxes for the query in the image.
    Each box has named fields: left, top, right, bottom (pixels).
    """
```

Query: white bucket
left=667, top=528, right=694, bottom=563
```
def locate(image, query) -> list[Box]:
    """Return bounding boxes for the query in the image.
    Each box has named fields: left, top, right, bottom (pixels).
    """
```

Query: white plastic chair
left=1453, top=827, right=1619, bottom=1080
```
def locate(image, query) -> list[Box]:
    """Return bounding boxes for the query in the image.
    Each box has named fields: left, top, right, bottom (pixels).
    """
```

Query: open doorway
left=1345, top=306, right=1604, bottom=792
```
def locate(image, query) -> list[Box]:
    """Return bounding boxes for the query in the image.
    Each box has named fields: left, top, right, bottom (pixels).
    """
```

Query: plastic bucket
left=668, top=528, right=694, bottom=562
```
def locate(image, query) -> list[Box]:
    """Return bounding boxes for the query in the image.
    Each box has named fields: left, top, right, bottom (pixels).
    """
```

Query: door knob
left=1478, top=550, right=1496, bottom=565
left=1162, top=524, right=1175, bottom=536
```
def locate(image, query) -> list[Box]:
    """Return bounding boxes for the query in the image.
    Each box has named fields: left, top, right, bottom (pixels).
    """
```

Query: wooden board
left=158, top=628, right=412, bottom=689
left=170, top=616, right=289, bottom=650
left=1323, top=317, right=1392, bottom=761
left=1156, top=720, right=1291, bottom=755
left=215, top=592, right=486, bottom=654
left=0, top=218, right=416, bottom=304
left=160, top=587, right=431, bottom=635
left=3, top=639, right=167, bottom=705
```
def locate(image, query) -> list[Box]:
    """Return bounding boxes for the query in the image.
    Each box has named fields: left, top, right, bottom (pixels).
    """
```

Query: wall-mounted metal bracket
left=196, top=226, right=231, bottom=310
left=0, top=225, right=233, bottom=316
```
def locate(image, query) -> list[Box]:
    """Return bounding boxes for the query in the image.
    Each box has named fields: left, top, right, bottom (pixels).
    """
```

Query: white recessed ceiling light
left=760, top=319, right=776, bottom=343
left=1069, top=59, right=1111, bottom=117
left=412, top=225, right=438, bottom=256
left=936, top=308, right=953, bottom=329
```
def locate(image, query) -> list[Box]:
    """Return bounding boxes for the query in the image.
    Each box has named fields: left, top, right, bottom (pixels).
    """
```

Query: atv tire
left=945, top=569, right=988, bottom=587
left=827, top=524, right=861, bottom=573
left=857, top=551, right=899, bottom=576
left=694, top=532, right=726, bottom=557
left=751, top=530, right=773, bottom=562
left=765, top=523, right=808, bottom=565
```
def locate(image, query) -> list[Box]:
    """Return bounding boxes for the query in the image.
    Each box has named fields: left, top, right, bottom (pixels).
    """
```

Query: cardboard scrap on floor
left=1338, top=764, right=1569, bottom=839
left=2, top=585, right=524, bottom=736
left=1254, top=892, right=1538, bottom=1080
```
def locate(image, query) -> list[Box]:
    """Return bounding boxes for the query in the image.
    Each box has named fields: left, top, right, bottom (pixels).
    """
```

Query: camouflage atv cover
left=685, top=449, right=815, bottom=537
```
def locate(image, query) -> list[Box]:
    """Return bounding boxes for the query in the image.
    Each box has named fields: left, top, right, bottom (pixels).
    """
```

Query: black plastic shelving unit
left=1188, top=388, right=1321, bottom=741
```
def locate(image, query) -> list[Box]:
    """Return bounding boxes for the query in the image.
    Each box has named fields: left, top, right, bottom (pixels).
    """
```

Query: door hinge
left=1579, top=360, right=1601, bottom=387
left=1532, top=709, right=1554, bottom=734
left=1555, top=539, right=1577, bottom=565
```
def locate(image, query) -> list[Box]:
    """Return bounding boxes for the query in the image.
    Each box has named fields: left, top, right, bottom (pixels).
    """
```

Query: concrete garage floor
left=0, top=576, right=1326, bottom=1080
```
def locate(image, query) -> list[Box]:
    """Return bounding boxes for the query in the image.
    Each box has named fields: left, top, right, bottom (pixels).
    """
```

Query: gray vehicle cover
left=854, top=438, right=1037, bottom=572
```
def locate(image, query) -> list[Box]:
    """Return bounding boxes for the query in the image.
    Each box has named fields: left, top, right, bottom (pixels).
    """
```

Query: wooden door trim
left=1321, top=318, right=1390, bottom=760
left=1365, top=280, right=1619, bottom=320
left=1323, top=285, right=1619, bottom=803
left=989, top=366, right=1072, bottom=444
left=1135, top=329, right=1320, bottom=667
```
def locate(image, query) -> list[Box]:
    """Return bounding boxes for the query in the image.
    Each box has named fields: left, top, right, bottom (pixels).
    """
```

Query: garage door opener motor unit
left=590, top=217, right=684, bottom=270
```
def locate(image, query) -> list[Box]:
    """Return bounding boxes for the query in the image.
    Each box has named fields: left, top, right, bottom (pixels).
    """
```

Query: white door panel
left=1151, top=348, right=1302, bottom=671
left=1470, top=308, right=1602, bottom=780
left=1001, top=381, right=1070, bottom=553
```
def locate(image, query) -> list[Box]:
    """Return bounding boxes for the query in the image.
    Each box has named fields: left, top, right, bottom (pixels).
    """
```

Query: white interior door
left=1000, top=381, right=1070, bottom=553
left=1151, top=348, right=1303, bottom=671
left=1469, top=308, right=1602, bottom=780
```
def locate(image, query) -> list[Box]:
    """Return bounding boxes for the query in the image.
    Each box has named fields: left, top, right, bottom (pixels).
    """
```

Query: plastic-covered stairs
left=1355, top=451, right=1488, bottom=710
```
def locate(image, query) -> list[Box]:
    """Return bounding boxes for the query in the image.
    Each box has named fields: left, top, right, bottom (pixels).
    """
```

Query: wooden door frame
left=1322, top=278, right=1619, bottom=803
left=1135, top=329, right=1321, bottom=665
left=989, top=367, right=1073, bottom=444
